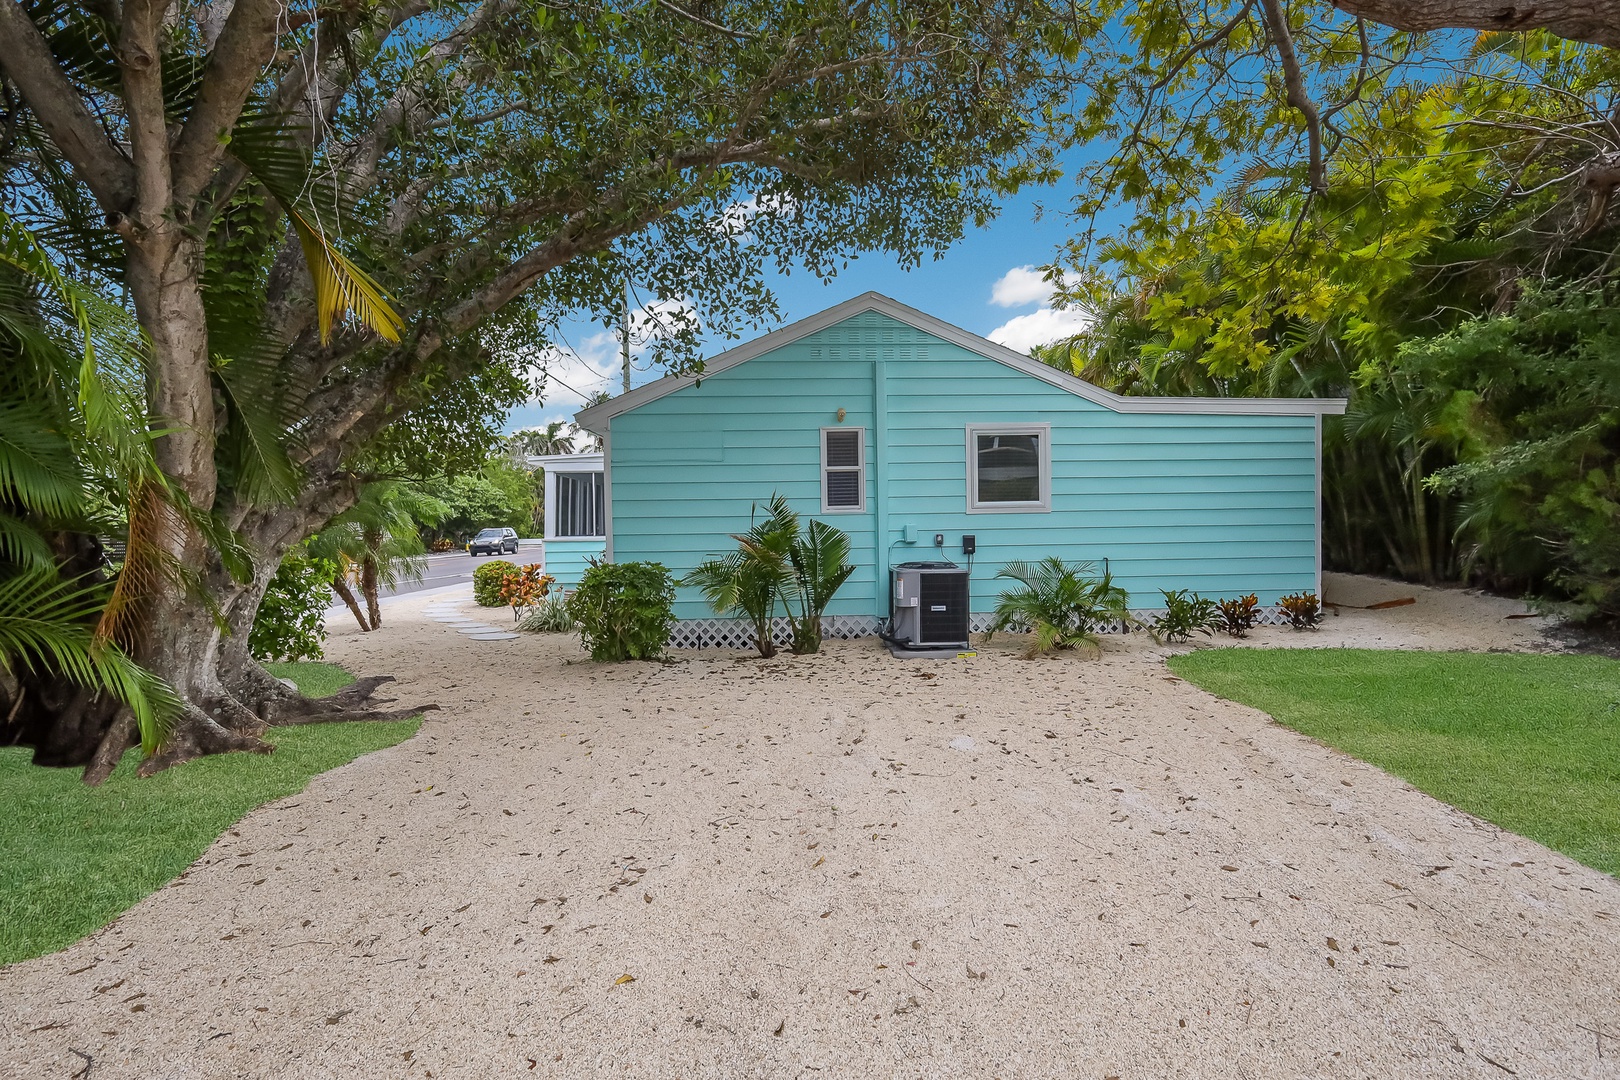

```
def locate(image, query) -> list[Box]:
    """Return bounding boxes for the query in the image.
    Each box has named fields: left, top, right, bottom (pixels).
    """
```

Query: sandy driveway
left=3, top=576, right=1617, bottom=1078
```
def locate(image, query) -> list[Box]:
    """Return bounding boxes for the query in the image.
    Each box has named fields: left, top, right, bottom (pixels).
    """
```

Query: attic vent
left=822, top=427, right=864, bottom=511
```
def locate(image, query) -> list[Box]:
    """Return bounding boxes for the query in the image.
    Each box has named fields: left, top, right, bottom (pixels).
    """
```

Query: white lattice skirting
left=666, top=615, right=881, bottom=650
left=665, top=607, right=1290, bottom=649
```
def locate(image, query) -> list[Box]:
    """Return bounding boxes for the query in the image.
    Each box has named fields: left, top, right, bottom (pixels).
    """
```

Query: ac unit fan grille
left=918, top=571, right=969, bottom=644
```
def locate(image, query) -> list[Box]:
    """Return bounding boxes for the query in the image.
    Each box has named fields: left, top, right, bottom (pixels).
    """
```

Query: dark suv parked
left=469, top=527, right=519, bottom=556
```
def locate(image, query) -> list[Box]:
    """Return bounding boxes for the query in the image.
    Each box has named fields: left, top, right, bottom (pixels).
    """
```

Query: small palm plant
left=683, top=508, right=794, bottom=658
left=684, top=494, right=855, bottom=657
left=783, top=515, right=857, bottom=655
left=989, top=557, right=1132, bottom=657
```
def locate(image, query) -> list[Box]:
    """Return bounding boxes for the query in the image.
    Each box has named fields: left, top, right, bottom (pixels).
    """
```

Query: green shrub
left=1216, top=594, right=1260, bottom=638
left=567, top=561, right=676, bottom=661
left=1150, top=589, right=1220, bottom=644
left=1279, top=591, right=1323, bottom=630
left=517, top=592, right=576, bottom=633
left=988, top=557, right=1132, bottom=657
left=251, top=550, right=338, bottom=662
left=472, top=559, right=518, bottom=606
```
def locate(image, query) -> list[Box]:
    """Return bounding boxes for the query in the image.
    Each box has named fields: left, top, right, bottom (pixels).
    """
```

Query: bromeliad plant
left=684, top=494, right=855, bottom=657
left=989, top=558, right=1133, bottom=658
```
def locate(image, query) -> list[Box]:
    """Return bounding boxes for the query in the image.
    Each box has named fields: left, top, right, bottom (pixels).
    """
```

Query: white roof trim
left=573, top=292, right=1348, bottom=431
left=525, top=452, right=603, bottom=469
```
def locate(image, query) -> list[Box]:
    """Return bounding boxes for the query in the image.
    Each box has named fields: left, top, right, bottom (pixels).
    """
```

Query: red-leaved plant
left=499, top=564, right=555, bottom=622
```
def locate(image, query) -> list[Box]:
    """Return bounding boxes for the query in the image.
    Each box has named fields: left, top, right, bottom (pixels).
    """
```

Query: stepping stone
left=456, top=626, right=501, bottom=634
left=464, top=632, right=517, bottom=640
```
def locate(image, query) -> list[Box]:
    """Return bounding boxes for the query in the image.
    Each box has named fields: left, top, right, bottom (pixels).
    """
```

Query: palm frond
left=0, top=570, right=179, bottom=752
left=227, top=119, right=404, bottom=344
left=287, top=206, right=405, bottom=344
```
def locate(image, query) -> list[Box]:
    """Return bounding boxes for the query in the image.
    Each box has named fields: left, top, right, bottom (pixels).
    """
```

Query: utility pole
left=621, top=282, right=632, bottom=395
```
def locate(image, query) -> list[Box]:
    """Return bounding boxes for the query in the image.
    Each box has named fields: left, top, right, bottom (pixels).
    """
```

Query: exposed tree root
left=82, top=711, right=136, bottom=787
left=135, top=704, right=272, bottom=778
left=267, top=703, right=439, bottom=727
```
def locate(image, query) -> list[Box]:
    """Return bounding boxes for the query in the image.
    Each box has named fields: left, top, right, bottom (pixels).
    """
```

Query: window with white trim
left=821, top=427, right=865, bottom=512
left=554, top=471, right=605, bottom=537
left=966, top=424, right=1050, bottom=512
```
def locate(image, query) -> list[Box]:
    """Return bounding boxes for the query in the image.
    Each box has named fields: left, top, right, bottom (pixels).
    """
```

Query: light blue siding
left=606, top=311, right=1319, bottom=620
left=542, top=539, right=605, bottom=590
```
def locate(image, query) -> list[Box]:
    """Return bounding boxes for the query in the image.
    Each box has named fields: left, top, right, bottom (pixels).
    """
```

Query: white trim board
left=574, top=292, right=1349, bottom=432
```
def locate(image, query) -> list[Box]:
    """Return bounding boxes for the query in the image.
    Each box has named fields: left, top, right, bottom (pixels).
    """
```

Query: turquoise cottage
left=566, top=293, right=1347, bottom=648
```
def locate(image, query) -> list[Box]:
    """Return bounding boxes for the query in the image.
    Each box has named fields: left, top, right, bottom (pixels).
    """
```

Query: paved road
left=354, top=546, right=545, bottom=603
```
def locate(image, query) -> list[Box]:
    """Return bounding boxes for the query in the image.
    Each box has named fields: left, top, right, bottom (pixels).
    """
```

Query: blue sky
left=503, top=170, right=1122, bottom=433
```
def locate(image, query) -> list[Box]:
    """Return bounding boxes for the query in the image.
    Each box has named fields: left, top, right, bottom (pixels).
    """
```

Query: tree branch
left=120, top=0, right=176, bottom=227
left=170, top=0, right=285, bottom=205
left=1330, top=0, right=1620, bottom=49
left=1258, top=0, right=1327, bottom=193
left=0, top=0, right=133, bottom=211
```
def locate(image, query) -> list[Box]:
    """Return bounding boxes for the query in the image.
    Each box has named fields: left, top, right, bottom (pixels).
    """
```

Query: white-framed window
left=821, top=427, right=865, bottom=513
left=553, top=471, right=605, bottom=538
left=966, top=423, right=1051, bottom=512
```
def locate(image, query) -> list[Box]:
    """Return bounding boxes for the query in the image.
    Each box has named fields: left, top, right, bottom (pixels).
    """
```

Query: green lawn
left=0, top=662, right=419, bottom=966
left=1169, top=648, right=1620, bottom=876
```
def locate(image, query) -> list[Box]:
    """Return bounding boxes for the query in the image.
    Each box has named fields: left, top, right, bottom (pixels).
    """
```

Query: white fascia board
left=572, top=291, right=1349, bottom=426
left=525, top=452, right=604, bottom=470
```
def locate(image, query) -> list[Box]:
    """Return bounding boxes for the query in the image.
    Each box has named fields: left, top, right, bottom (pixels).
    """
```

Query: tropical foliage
left=1215, top=594, right=1261, bottom=638
left=1045, top=32, right=1620, bottom=620
left=568, top=561, right=677, bottom=662
left=0, top=211, right=184, bottom=762
left=308, top=483, right=440, bottom=632
left=516, top=593, right=577, bottom=634
left=499, top=565, right=555, bottom=622
left=1278, top=592, right=1324, bottom=630
left=473, top=561, right=520, bottom=607
left=249, top=551, right=337, bottom=663
left=1149, top=590, right=1221, bottom=644
left=685, top=495, right=856, bottom=657
left=988, top=558, right=1132, bottom=657
left=506, top=422, right=577, bottom=460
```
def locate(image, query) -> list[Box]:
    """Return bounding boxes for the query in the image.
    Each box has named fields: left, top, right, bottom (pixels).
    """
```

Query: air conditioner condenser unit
left=889, top=562, right=971, bottom=650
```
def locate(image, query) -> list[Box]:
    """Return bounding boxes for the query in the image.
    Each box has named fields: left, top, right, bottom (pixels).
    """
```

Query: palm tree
left=508, top=421, right=577, bottom=459
left=307, top=483, right=439, bottom=631
left=684, top=494, right=855, bottom=656
left=989, top=558, right=1132, bottom=657
left=684, top=508, right=795, bottom=658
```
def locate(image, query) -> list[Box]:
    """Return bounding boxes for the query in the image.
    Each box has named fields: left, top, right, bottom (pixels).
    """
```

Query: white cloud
left=987, top=306, right=1092, bottom=354
left=520, top=297, right=700, bottom=419
left=990, top=265, right=1055, bottom=308
left=527, top=338, right=620, bottom=414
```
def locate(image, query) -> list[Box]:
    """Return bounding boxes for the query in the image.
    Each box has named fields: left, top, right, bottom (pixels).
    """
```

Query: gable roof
left=574, top=292, right=1347, bottom=431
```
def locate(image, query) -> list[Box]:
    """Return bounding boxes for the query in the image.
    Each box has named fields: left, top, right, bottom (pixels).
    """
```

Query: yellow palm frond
left=286, top=207, right=404, bottom=344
